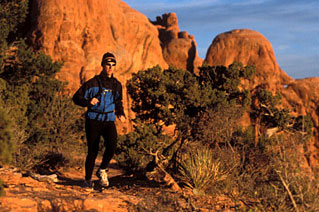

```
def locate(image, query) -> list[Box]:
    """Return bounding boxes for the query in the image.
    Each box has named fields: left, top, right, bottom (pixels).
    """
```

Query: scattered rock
left=30, top=173, right=59, bottom=183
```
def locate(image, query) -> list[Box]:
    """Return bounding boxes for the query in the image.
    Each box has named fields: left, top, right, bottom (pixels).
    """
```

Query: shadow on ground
left=56, top=169, right=161, bottom=191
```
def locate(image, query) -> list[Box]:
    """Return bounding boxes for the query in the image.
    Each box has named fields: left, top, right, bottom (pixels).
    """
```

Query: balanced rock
left=152, top=13, right=203, bottom=73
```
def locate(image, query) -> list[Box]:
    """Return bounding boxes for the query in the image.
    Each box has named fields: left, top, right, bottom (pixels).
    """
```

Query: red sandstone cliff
left=29, top=0, right=168, bottom=91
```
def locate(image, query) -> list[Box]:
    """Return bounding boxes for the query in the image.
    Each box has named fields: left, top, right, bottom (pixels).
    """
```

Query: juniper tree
left=120, top=63, right=255, bottom=172
left=250, top=87, right=312, bottom=145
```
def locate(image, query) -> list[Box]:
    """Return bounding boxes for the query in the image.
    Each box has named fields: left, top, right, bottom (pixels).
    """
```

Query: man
left=73, top=52, right=126, bottom=189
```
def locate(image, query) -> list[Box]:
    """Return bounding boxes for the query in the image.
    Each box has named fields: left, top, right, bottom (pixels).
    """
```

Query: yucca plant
left=178, top=147, right=227, bottom=193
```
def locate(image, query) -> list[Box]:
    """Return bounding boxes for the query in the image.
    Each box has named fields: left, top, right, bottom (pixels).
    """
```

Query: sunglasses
left=105, top=62, right=116, bottom=67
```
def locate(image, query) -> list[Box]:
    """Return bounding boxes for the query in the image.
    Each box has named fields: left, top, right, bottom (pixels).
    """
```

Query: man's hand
left=118, top=115, right=126, bottom=123
left=90, top=97, right=99, bottom=105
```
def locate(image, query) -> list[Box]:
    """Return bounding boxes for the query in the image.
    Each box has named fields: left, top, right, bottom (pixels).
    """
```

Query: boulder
left=205, top=29, right=293, bottom=90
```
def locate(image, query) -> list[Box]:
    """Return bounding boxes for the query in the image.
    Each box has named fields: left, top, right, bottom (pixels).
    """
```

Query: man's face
left=103, top=61, right=116, bottom=77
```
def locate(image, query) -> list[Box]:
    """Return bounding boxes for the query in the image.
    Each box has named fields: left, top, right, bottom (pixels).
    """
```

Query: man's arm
left=114, top=81, right=125, bottom=118
left=72, top=83, right=92, bottom=107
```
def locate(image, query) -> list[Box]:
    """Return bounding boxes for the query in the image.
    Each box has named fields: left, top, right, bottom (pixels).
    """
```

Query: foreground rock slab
left=0, top=166, right=138, bottom=212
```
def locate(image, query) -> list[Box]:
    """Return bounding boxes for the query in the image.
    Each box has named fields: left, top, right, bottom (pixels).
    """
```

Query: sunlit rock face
left=28, top=0, right=168, bottom=89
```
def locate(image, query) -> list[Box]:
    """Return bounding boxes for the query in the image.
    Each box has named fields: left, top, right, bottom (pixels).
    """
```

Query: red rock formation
left=205, top=29, right=293, bottom=90
left=152, top=13, right=203, bottom=73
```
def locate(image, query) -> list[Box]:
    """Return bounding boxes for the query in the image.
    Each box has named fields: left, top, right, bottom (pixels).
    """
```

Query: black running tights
left=84, top=119, right=117, bottom=181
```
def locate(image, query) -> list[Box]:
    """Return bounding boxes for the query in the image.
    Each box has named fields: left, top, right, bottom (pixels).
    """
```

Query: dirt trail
left=0, top=160, right=229, bottom=212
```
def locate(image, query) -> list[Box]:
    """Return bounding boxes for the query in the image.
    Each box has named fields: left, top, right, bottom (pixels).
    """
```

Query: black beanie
left=101, top=52, right=116, bottom=66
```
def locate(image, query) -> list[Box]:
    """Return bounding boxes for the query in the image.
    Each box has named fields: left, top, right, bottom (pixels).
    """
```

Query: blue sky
left=123, top=0, right=319, bottom=79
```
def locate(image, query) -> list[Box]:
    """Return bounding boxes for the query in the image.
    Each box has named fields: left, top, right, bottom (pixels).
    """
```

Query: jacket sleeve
left=72, top=82, right=92, bottom=107
left=115, top=81, right=125, bottom=117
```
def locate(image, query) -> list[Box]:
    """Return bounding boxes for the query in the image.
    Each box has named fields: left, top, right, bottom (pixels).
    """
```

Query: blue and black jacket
left=73, top=70, right=125, bottom=122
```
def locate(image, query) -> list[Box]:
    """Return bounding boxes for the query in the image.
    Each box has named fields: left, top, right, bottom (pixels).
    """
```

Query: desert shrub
left=0, top=108, right=15, bottom=165
left=30, top=89, right=84, bottom=148
left=261, top=133, right=319, bottom=211
left=206, top=127, right=319, bottom=211
left=0, top=0, right=29, bottom=167
left=0, top=0, right=28, bottom=63
left=0, top=81, right=30, bottom=152
left=121, top=63, right=255, bottom=192
left=13, top=89, right=86, bottom=171
left=123, top=56, right=317, bottom=211
left=127, top=65, right=203, bottom=136
left=0, top=0, right=86, bottom=172
left=250, top=87, right=292, bottom=146
left=293, top=115, right=313, bottom=138
left=191, top=105, right=244, bottom=149
left=178, top=147, right=227, bottom=194
left=116, top=122, right=173, bottom=173
left=198, top=133, right=267, bottom=209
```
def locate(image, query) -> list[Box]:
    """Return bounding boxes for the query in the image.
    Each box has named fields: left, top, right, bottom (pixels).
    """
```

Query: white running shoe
left=96, top=168, right=109, bottom=187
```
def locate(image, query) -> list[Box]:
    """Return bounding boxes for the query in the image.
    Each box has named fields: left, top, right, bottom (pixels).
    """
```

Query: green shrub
left=0, top=0, right=28, bottom=67
left=0, top=108, right=14, bottom=165
left=116, top=122, right=173, bottom=173
left=124, top=63, right=254, bottom=169
left=293, top=115, right=313, bottom=138
left=31, top=89, right=84, bottom=147
left=122, top=58, right=317, bottom=211
left=14, top=90, right=86, bottom=171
